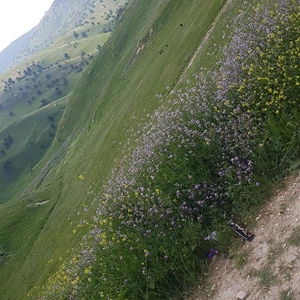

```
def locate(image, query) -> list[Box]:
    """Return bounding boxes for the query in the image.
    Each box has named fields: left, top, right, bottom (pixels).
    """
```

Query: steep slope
left=35, top=0, right=300, bottom=298
left=0, top=0, right=126, bottom=206
left=2, top=0, right=298, bottom=298
left=0, top=0, right=227, bottom=299
left=0, top=97, right=67, bottom=202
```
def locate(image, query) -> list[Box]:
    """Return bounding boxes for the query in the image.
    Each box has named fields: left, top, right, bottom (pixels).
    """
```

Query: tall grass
left=35, top=0, right=300, bottom=299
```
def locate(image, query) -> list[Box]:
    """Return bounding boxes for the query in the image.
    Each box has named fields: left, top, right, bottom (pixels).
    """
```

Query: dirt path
left=179, top=0, right=232, bottom=81
left=189, top=175, right=300, bottom=300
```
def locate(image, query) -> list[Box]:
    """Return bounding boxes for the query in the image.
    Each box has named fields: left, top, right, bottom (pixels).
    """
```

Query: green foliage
left=249, top=266, right=276, bottom=287
left=280, top=289, right=294, bottom=300
left=287, top=227, right=300, bottom=247
left=235, top=249, right=250, bottom=269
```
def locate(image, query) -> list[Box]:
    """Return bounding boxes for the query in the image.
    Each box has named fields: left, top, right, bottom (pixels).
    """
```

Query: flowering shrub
left=35, top=0, right=300, bottom=299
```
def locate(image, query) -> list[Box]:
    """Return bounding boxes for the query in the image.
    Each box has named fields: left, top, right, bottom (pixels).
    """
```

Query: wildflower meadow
left=35, top=0, right=300, bottom=299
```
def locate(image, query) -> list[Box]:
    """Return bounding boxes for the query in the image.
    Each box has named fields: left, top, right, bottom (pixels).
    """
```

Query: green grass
left=0, top=0, right=125, bottom=132
left=0, top=96, right=67, bottom=202
left=249, top=266, right=277, bottom=287
left=287, top=227, right=300, bottom=247
left=280, top=288, right=294, bottom=300
left=34, top=28, right=111, bottom=66
left=0, top=27, right=108, bottom=130
left=0, top=0, right=126, bottom=74
left=235, top=249, right=250, bottom=269
left=0, top=82, right=71, bottom=130
left=0, top=0, right=228, bottom=299
left=41, top=1, right=300, bottom=298
left=0, top=24, right=111, bottom=198
left=1, top=0, right=299, bottom=299
left=0, top=182, right=64, bottom=294
left=268, top=242, right=284, bottom=264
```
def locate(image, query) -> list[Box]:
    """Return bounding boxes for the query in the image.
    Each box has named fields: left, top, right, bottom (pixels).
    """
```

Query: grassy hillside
left=0, top=0, right=126, bottom=125
left=0, top=0, right=227, bottom=299
left=0, top=96, right=67, bottom=202
left=1, top=0, right=298, bottom=298
left=0, top=0, right=126, bottom=207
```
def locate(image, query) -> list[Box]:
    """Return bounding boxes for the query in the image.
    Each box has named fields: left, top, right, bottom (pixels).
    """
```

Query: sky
left=0, top=0, right=54, bottom=52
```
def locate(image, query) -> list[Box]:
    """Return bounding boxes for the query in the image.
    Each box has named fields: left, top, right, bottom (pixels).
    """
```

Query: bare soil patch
left=190, top=175, right=300, bottom=300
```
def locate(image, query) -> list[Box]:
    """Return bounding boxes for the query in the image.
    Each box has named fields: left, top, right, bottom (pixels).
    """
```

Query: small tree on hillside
left=64, top=53, right=70, bottom=60
left=40, top=99, right=48, bottom=107
left=73, top=31, right=79, bottom=39
left=48, top=116, right=54, bottom=122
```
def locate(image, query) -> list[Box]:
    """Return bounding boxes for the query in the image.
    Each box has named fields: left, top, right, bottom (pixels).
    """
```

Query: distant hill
left=0, top=31, right=33, bottom=74
left=0, top=0, right=122, bottom=74
left=0, top=0, right=125, bottom=203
